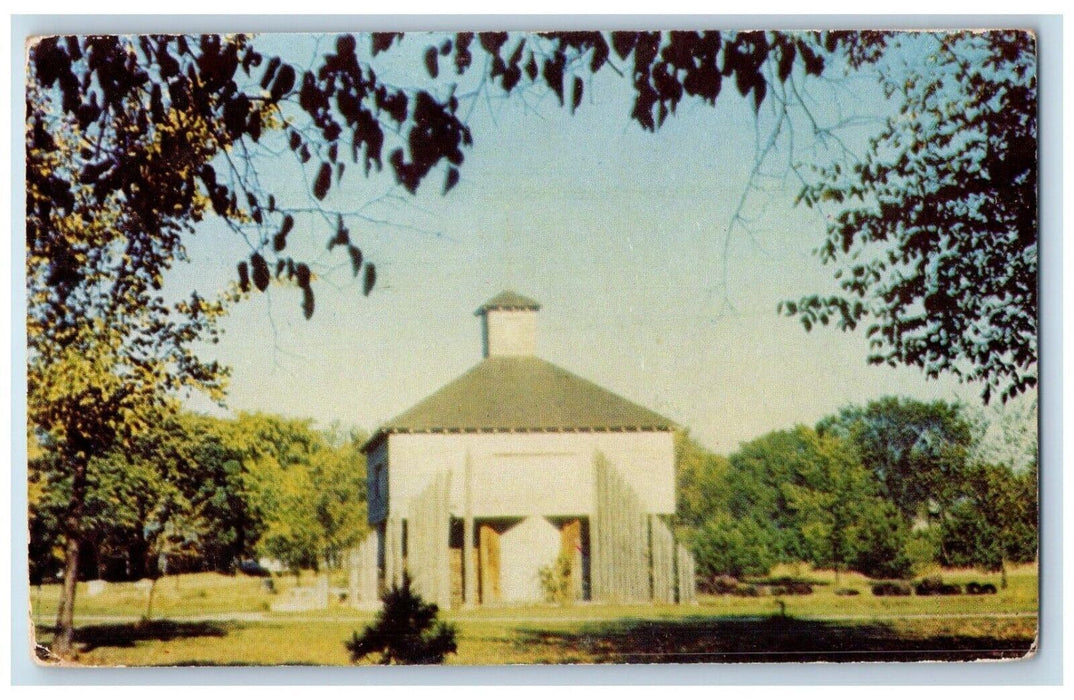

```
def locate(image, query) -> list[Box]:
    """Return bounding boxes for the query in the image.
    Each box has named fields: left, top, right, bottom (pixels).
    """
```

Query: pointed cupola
left=475, top=290, right=541, bottom=358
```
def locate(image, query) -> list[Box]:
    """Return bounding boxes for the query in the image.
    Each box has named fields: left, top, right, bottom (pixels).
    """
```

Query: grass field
left=29, top=563, right=1038, bottom=666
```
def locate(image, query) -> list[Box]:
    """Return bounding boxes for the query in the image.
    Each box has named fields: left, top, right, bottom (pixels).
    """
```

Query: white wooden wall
left=378, top=430, right=675, bottom=523
left=498, top=516, right=561, bottom=602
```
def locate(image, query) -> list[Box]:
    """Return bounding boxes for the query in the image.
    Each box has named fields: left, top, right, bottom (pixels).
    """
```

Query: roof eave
left=361, top=423, right=676, bottom=452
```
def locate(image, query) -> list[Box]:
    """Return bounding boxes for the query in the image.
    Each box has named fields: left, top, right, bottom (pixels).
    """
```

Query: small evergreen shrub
left=345, top=573, right=457, bottom=665
left=834, top=588, right=860, bottom=596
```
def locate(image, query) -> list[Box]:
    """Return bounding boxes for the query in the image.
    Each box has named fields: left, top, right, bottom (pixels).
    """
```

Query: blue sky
left=173, top=31, right=1013, bottom=454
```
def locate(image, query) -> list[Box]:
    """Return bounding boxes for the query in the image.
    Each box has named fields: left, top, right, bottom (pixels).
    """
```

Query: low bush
left=871, top=581, right=912, bottom=596
left=834, top=588, right=861, bottom=596
left=538, top=552, right=574, bottom=604
left=915, top=576, right=962, bottom=596
left=768, top=582, right=813, bottom=596
left=701, top=576, right=761, bottom=597
left=747, top=575, right=827, bottom=587
left=701, top=575, right=739, bottom=595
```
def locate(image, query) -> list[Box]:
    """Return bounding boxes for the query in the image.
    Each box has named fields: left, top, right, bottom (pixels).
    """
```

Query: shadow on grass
left=36, top=620, right=230, bottom=656
left=514, top=615, right=1035, bottom=664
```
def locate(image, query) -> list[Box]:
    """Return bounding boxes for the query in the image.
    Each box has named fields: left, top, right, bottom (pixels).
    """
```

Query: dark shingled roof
left=475, top=290, right=542, bottom=315
left=363, top=356, right=675, bottom=452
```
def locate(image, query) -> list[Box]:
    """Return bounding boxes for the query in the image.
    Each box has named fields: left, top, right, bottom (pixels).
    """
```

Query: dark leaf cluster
left=785, top=31, right=1037, bottom=404
left=27, top=33, right=482, bottom=321
left=434, top=30, right=841, bottom=131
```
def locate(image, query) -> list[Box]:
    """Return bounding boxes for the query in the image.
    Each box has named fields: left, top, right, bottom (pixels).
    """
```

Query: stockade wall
left=591, top=455, right=650, bottom=602
left=650, top=515, right=676, bottom=604
left=592, top=455, right=697, bottom=605
left=348, top=533, right=379, bottom=607
left=677, top=544, right=697, bottom=604
left=407, top=471, right=452, bottom=608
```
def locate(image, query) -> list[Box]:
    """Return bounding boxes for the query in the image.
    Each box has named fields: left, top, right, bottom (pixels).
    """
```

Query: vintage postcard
left=24, top=28, right=1038, bottom=666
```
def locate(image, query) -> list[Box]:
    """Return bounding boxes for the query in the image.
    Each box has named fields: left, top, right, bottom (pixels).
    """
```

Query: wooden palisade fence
left=348, top=532, right=379, bottom=607
left=592, top=453, right=697, bottom=605
left=359, top=459, right=695, bottom=609
left=406, top=471, right=453, bottom=609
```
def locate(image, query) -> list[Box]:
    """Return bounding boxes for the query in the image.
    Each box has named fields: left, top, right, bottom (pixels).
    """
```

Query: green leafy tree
left=941, top=461, right=1038, bottom=579
left=777, top=427, right=909, bottom=578
left=309, top=426, right=369, bottom=569
left=850, top=500, right=913, bottom=580
left=26, top=99, right=232, bottom=654
left=172, top=415, right=260, bottom=571
left=722, top=426, right=910, bottom=578
left=691, top=513, right=776, bottom=580
left=726, top=429, right=813, bottom=562
left=29, top=414, right=247, bottom=584
left=673, top=430, right=731, bottom=533
left=346, top=573, right=457, bottom=665
left=228, top=413, right=369, bottom=574
left=816, top=397, right=974, bottom=527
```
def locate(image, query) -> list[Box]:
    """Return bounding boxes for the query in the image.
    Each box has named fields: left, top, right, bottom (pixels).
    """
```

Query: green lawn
left=29, top=564, right=1038, bottom=666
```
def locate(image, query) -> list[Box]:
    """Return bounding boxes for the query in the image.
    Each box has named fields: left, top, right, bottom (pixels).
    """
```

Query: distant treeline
left=674, top=396, right=1037, bottom=581
left=29, top=396, right=1036, bottom=586
left=29, top=413, right=368, bottom=583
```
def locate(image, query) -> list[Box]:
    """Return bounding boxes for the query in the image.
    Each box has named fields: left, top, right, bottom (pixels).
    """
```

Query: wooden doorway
left=478, top=523, right=501, bottom=604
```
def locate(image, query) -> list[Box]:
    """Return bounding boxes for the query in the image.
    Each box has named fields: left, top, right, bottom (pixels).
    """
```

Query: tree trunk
left=128, top=534, right=149, bottom=581
left=52, top=453, right=88, bottom=658
left=144, top=576, right=159, bottom=621
left=52, top=535, right=80, bottom=656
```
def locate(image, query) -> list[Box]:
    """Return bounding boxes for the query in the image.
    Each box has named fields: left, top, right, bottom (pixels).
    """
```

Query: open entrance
left=446, top=516, right=591, bottom=605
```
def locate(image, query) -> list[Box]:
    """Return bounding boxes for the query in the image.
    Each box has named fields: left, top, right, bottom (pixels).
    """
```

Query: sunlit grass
left=28, top=563, right=1038, bottom=666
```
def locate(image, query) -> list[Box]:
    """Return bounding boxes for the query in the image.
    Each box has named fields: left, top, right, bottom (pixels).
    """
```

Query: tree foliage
left=726, top=426, right=910, bottom=578
left=27, top=33, right=478, bottom=315
left=673, top=430, right=731, bottom=533
left=28, top=412, right=369, bottom=586
left=27, top=30, right=853, bottom=320
left=816, top=397, right=974, bottom=524
left=678, top=397, right=1035, bottom=581
left=785, top=31, right=1037, bottom=404
left=26, top=86, right=234, bottom=653
left=227, top=413, right=369, bottom=574
left=941, top=460, right=1038, bottom=571
left=691, top=513, right=776, bottom=580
